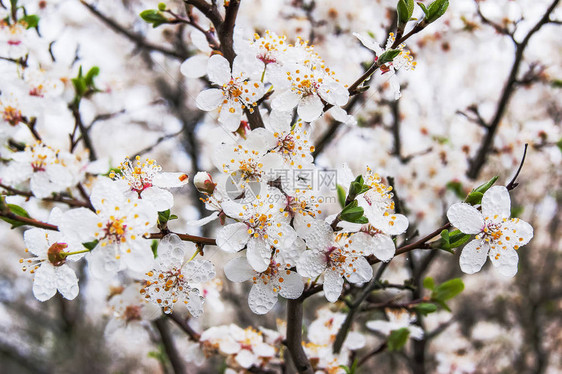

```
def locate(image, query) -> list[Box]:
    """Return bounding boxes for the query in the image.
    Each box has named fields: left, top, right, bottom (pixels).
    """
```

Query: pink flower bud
left=194, top=172, right=216, bottom=194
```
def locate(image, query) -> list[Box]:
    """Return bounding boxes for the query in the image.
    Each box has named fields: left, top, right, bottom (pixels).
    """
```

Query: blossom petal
left=323, top=269, right=343, bottom=302
left=123, top=241, right=155, bottom=273
left=180, top=55, right=209, bottom=79
left=246, top=238, right=271, bottom=273
left=184, top=259, right=216, bottom=283
left=59, top=208, right=100, bottom=242
left=296, top=250, right=326, bottom=278
left=207, top=54, right=231, bottom=85
left=24, top=228, right=49, bottom=257
left=345, top=256, right=373, bottom=284
left=447, top=203, right=484, bottom=235
left=196, top=88, right=223, bottom=111
left=278, top=271, right=304, bottom=299
left=248, top=282, right=278, bottom=314
left=489, top=246, right=518, bottom=277
left=216, top=222, right=251, bottom=252
left=459, top=239, right=488, bottom=274
left=482, top=186, right=511, bottom=221
left=153, top=172, right=189, bottom=188
left=32, top=265, right=57, bottom=301
left=55, top=264, right=79, bottom=300
left=297, top=94, right=323, bottom=122
left=271, top=90, right=301, bottom=112
left=186, top=289, right=204, bottom=318
left=224, top=256, right=255, bottom=282
left=218, top=103, right=243, bottom=131
left=235, top=348, right=258, bottom=369
left=141, top=187, right=174, bottom=211
left=371, top=234, right=396, bottom=262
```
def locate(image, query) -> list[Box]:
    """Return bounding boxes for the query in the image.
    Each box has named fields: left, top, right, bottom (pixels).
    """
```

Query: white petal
left=353, top=32, right=384, bottom=55
left=224, top=256, right=255, bottom=282
left=271, top=90, right=301, bottom=112
left=296, top=250, right=326, bottom=278
left=235, top=349, right=257, bottom=369
left=371, top=234, right=396, bottom=262
left=278, top=271, right=304, bottom=299
left=345, top=256, right=373, bottom=284
left=24, top=228, right=49, bottom=257
left=347, top=232, right=374, bottom=256
left=123, top=241, right=155, bottom=273
left=507, top=219, right=534, bottom=247
left=365, top=320, right=392, bottom=335
left=481, top=186, right=511, bottom=221
left=248, top=282, right=278, bottom=314
left=459, top=239, right=489, bottom=274
left=218, top=103, right=243, bottom=131
left=184, top=259, right=216, bottom=283
left=489, top=246, right=518, bottom=277
left=383, top=213, right=409, bottom=236
left=153, top=172, right=189, bottom=188
left=216, top=222, right=251, bottom=252
left=297, top=94, right=324, bottom=122
left=180, top=55, right=209, bottom=79
left=323, top=269, right=343, bottom=303
left=191, top=30, right=212, bottom=53
left=297, top=219, right=333, bottom=251
left=59, top=208, right=100, bottom=242
left=447, top=203, right=484, bottom=235
left=141, top=187, right=174, bottom=211
left=207, top=54, right=231, bottom=85
left=408, top=325, right=425, bottom=340
left=266, top=222, right=297, bottom=250
left=187, top=211, right=220, bottom=227
left=88, top=247, right=120, bottom=278
left=32, top=265, right=57, bottom=301
left=186, top=289, right=204, bottom=318
left=247, top=238, right=271, bottom=273
left=55, top=264, right=79, bottom=300
left=196, top=88, right=223, bottom=111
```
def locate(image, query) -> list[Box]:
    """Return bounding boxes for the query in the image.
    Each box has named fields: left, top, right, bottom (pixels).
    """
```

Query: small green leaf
left=387, top=327, right=410, bottom=351
left=82, top=240, right=99, bottom=250
left=157, top=2, right=167, bottom=11
left=140, top=9, right=169, bottom=28
left=0, top=204, right=32, bottom=228
left=423, top=277, right=435, bottom=290
left=426, top=0, right=449, bottom=23
left=465, top=191, right=484, bottom=205
left=556, top=138, right=562, bottom=152
left=378, top=49, right=401, bottom=65
left=471, top=176, right=499, bottom=196
left=337, top=185, right=346, bottom=208
left=158, top=209, right=171, bottom=224
left=552, top=79, right=562, bottom=88
left=151, top=240, right=159, bottom=258
left=21, top=14, right=39, bottom=29
left=440, top=229, right=450, bottom=243
left=414, top=302, right=437, bottom=316
left=417, top=2, right=429, bottom=16
left=397, top=0, right=410, bottom=24
left=432, top=278, right=464, bottom=303
left=85, top=66, right=100, bottom=87
left=169, top=214, right=178, bottom=220
left=448, top=230, right=471, bottom=248
left=71, top=77, right=86, bottom=97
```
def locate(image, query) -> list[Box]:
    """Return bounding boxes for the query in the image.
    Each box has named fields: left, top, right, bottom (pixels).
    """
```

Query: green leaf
left=85, top=66, right=100, bottom=87
left=414, top=302, right=437, bottom=316
left=82, top=240, right=99, bottom=250
left=21, top=14, right=39, bottom=29
left=337, top=185, right=346, bottom=208
left=71, top=76, right=86, bottom=97
left=157, top=2, right=167, bottom=11
left=397, top=0, right=415, bottom=25
left=471, top=176, right=499, bottom=196
left=426, top=0, right=449, bottom=23
left=0, top=204, right=31, bottom=228
left=432, top=278, right=464, bottom=303
left=378, top=49, right=401, bottom=65
left=387, top=327, right=410, bottom=351
left=169, top=214, right=178, bottom=220
left=417, top=2, right=429, bottom=17
left=423, top=276, right=435, bottom=290
left=440, top=229, right=450, bottom=243
left=556, top=138, right=562, bottom=152
left=465, top=191, right=484, bottom=205
left=448, top=230, right=471, bottom=248
left=158, top=209, right=171, bottom=224
left=140, top=9, right=169, bottom=28
left=552, top=79, right=562, bottom=88
left=151, top=240, right=159, bottom=258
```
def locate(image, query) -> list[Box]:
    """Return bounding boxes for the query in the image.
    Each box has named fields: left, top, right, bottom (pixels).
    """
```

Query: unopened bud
left=194, top=172, right=216, bottom=194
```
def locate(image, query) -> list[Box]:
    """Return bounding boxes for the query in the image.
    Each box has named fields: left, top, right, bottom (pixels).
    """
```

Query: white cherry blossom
left=447, top=186, right=533, bottom=277
left=141, top=234, right=215, bottom=316
left=110, top=156, right=189, bottom=212
left=366, top=308, right=424, bottom=340
left=224, top=255, right=303, bottom=314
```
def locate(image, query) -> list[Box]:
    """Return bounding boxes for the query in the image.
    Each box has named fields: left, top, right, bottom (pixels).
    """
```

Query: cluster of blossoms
left=0, top=2, right=543, bottom=372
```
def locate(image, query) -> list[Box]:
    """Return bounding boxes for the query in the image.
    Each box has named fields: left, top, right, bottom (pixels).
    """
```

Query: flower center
left=47, top=242, right=68, bottom=266
left=3, top=106, right=22, bottom=126
left=124, top=305, right=142, bottom=322
left=31, top=154, right=48, bottom=172
left=103, top=217, right=128, bottom=243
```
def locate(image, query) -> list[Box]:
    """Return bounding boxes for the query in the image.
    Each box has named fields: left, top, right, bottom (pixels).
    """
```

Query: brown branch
left=0, top=210, right=58, bottom=230
left=148, top=231, right=216, bottom=246
left=154, top=318, right=187, bottom=374
left=467, top=0, right=560, bottom=179
left=0, top=183, right=91, bottom=208
left=167, top=313, right=201, bottom=341
left=356, top=342, right=387, bottom=368
left=69, top=102, right=97, bottom=162
left=286, top=299, right=314, bottom=374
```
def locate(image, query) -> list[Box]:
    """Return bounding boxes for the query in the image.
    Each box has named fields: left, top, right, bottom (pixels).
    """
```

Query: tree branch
left=286, top=299, right=314, bottom=374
